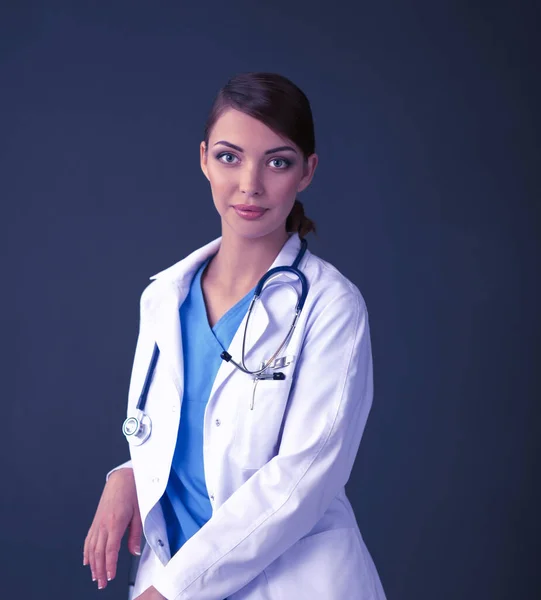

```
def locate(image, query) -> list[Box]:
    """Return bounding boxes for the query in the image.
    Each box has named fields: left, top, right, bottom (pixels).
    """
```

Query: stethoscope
left=122, top=238, right=309, bottom=446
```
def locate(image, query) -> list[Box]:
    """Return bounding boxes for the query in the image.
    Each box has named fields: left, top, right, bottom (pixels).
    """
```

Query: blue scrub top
left=160, top=256, right=255, bottom=557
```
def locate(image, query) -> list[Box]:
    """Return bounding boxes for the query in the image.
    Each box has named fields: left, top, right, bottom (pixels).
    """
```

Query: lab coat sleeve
left=152, top=287, right=375, bottom=600
left=105, top=460, right=133, bottom=482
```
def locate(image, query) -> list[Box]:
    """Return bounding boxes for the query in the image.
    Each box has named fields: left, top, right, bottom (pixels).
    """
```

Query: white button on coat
left=110, top=233, right=387, bottom=600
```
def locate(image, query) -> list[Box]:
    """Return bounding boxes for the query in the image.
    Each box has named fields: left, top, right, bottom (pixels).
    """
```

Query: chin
left=223, top=217, right=286, bottom=242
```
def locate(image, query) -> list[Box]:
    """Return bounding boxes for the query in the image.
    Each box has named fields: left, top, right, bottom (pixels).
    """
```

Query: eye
left=269, top=158, right=292, bottom=169
left=216, top=152, right=239, bottom=164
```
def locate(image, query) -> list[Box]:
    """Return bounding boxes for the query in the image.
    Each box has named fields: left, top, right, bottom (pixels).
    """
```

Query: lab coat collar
left=148, top=232, right=303, bottom=286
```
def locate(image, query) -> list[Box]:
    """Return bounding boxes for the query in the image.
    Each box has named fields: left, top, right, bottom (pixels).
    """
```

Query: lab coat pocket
left=234, top=376, right=293, bottom=470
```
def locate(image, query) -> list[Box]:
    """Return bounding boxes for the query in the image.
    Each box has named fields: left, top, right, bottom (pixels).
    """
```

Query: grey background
left=1, top=1, right=539, bottom=598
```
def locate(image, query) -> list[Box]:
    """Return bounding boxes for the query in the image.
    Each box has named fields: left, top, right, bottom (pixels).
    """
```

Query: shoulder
left=139, top=279, right=158, bottom=308
left=303, top=249, right=368, bottom=318
left=294, top=249, right=372, bottom=358
left=137, top=237, right=222, bottom=309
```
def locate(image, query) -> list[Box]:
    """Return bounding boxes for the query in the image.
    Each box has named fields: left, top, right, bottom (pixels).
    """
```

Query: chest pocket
left=233, top=367, right=295, bottom=470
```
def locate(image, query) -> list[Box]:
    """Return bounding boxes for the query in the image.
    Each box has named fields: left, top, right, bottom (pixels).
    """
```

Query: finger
left=83, top=522, right=98, bottom=568
left=86, top=528, right=98, bottom=582
left=83, top=529, right=91, bottom=566
left=127, top=511, right=143, bottom=556
left=94, top=524, right=109, bottom=590
left=104, top=526, right=122, bottom=582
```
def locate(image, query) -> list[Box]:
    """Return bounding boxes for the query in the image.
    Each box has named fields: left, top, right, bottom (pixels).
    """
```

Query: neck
left=205, top=226, right=290, bottom=295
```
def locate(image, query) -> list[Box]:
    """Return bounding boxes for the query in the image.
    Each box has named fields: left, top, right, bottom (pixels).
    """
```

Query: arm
left=153, top=289, right=374, bottom=600
left=83, top=283, right=155, bottom=590
left=83, top=467, right=143, bottom=590
left=106, top=459, right=133, bottom=481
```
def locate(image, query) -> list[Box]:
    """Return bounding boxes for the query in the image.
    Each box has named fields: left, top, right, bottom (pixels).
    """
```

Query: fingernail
left=98, top=580, right=104, bottom=590
left=92, top=575, right=96, bottom=582
left=135, top=546, right=141, bottom=555
left=107, top=571, right=112, bottom=581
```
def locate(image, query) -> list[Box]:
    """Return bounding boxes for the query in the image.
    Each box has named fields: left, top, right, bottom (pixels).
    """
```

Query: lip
left=233, top=204, right=267, bottom=212
left=232, top=205, right=268, bottom=220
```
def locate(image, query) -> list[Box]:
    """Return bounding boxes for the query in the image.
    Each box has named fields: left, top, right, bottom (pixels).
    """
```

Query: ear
left=200, top=141, right=210, bottom=181
left=297, top=153, right=319, bottom=193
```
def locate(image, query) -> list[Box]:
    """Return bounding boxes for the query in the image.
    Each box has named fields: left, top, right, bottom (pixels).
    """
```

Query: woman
left=83, top=72, right=386, bottom=599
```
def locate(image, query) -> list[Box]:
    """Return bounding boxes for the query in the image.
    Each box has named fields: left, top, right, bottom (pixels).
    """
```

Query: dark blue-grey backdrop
left=1, top=1, right=539, bottom=598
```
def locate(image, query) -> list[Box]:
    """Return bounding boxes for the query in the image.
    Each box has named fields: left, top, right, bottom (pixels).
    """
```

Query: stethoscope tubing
left=137, top=343, right=160, bottom=412
left=124, top=238, right=308, bottom=443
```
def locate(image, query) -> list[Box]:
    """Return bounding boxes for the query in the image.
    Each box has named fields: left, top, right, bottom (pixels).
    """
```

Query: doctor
left=83, top=71, right=387, bottom=599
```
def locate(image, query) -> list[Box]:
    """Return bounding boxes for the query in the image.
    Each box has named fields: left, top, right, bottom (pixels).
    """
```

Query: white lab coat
left=110, top=232, right=386, bottom=600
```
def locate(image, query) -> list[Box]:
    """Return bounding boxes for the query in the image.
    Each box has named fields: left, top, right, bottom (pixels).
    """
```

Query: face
left=200, top=108, right=318, bottom=242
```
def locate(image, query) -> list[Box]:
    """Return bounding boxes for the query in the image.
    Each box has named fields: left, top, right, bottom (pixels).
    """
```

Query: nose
left=239, top=165, right=263, bottom=197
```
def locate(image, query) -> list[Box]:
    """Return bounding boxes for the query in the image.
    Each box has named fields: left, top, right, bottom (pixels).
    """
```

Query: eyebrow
left=213, top=140, right=298, bottom=154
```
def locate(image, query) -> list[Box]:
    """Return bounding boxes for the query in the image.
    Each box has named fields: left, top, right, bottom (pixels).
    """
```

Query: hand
left=135, top=586, right=167, bottom=600
left=83, top=467, right=142, bottom=590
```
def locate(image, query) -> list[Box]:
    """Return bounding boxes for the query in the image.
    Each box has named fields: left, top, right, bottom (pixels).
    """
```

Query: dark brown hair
left=203, top=72, right=317, bottom=238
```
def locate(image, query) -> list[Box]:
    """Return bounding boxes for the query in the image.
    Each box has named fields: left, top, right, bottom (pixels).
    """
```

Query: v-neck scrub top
left=160, top=256, right=255, bottom=557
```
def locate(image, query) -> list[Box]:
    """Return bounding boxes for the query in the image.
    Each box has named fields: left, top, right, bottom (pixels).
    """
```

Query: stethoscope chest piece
left=122, top=410, right=152, bottom=446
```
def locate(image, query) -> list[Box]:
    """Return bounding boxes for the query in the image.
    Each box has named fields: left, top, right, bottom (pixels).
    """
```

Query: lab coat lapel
left=208, top=233, right=304, bottom=401
left=147, top=283, right=185, bottom=395
left=144, top=237, right=223, bottom=394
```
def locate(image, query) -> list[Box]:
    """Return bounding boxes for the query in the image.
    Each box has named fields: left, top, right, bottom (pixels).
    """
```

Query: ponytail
left=286, top=199, right=317, bottom=239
